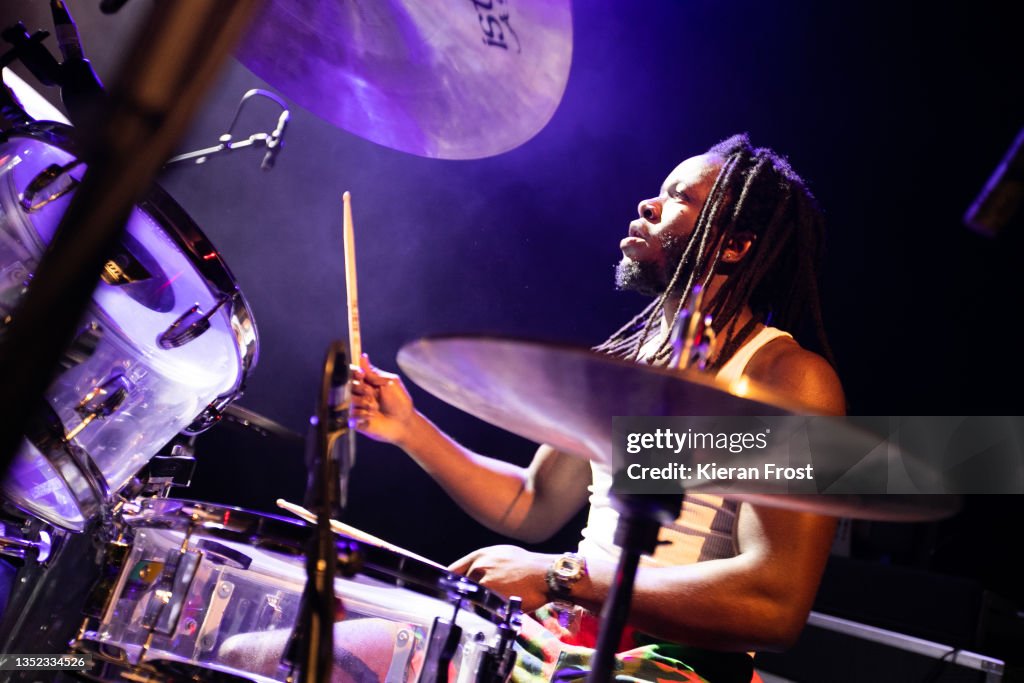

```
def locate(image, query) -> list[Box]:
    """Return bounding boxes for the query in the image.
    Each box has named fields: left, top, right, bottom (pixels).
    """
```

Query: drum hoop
left=0, top=122, right=259, bottom=405
left=126, top=499, right=510, bottom=623
left=17, top=402, right=110, bottom=528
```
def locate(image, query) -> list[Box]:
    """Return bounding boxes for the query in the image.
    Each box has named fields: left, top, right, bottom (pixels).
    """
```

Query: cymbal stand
left=585, top=492, right=682, bottom=683
left=283, top=340, right=353, bottom=683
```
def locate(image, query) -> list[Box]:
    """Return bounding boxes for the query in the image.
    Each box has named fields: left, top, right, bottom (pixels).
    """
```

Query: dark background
left=2, top=0, right=1022, bottom=674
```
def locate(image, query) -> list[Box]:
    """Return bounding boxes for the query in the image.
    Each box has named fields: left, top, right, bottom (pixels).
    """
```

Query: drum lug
left=19, top=158, right=83, bottom=212
left=157, top=291, right=237, bottom=349
left=67, top=372, right=133, bottom=442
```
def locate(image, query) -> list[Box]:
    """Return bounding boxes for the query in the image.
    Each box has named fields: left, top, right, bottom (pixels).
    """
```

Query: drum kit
left=0, top=2, right=956, bottom=683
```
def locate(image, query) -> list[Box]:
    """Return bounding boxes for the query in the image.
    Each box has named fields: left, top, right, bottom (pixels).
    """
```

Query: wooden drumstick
left=343, top=191, right=361, bottom=369
left=276, top=498, right=445, bottom=570
left=342, top=191, right=361, bottom=433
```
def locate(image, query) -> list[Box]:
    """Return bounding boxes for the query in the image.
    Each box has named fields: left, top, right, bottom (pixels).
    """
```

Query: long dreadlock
left=593, top=133, right=833, bottom=370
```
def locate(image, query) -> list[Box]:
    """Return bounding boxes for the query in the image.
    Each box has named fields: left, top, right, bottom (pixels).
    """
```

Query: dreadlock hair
left=593, top=133, right=833, bottom=370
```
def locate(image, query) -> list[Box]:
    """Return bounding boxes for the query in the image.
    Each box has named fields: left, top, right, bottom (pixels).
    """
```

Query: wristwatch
left=546, top=552, right=588, bottom=603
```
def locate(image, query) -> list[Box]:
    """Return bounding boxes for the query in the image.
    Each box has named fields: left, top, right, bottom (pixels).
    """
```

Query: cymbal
left=236, top=0, right=572, bottom=160
left=220, top=403, right=303, bottom=441
left=397, top=336, right=960, bottom=521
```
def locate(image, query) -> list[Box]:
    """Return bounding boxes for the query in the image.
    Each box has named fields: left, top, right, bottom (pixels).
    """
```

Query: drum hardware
left=0, top=0, right=261, bottom=492
left=0, top=123, right=260, bottom=531
left=0, top=22, right=60, bottom=89
left=48, top=0, right=105, bottom=124
left=135, top=440, right=198, bottom=498
left=1, top=2, right=103, bottom=129
left=0, top=517, right=53, bottom=562
left=165, top=89, right=290, bottom=171
left=80, top=536, right=130, bottom=620
left=187, top=395, right=243, bottom=436
left=475, top=596, right=521, bottom=683
left=66, top=372, right=132, bottom=441
left=20, top=400, right=113, bottom=520
left=158, top=291, right=239, bottom=349
left=19, top=158, right=83, bottom=211
left=69, top=499, right=519, bottom=682
left=283, top=339, right=353, bottom=683
left=385, top=627, right=416, bottom=683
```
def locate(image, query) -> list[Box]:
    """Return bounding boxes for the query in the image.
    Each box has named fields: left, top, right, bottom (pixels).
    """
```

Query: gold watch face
left=553, top=555, right=584, bottom=581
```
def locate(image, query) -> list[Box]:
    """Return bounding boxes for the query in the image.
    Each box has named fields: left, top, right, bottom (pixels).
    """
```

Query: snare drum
left=0, top=123, right=258, bottom=531
left=74, top=499, right=519, bottom=683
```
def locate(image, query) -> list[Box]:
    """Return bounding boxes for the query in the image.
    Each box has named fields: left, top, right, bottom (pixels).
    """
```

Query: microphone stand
left=284, top=340, right=351, bottom=683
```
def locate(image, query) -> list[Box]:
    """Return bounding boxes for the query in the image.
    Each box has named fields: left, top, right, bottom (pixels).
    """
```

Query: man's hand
left=449, top=545, right=554, bottom=612
left=350, top=354, right=417, bottom=446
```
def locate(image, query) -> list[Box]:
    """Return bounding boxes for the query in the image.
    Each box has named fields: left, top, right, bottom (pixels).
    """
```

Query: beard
left=614, top=233, right=688, bottom=296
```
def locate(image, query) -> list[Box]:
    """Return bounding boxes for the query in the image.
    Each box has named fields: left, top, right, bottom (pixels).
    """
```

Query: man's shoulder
left=744, top=336, right=846, bottom=415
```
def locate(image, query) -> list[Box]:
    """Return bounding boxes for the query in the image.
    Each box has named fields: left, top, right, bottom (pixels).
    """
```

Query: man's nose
left=638, top=198, right=661, bottom=222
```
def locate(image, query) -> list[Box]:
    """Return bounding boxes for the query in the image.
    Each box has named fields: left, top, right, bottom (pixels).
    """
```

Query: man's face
left=616, top=154, right=723, bottom=295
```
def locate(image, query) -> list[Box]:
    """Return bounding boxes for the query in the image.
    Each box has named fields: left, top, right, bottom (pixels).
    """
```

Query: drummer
left=352, top=133, right=844, bottom=683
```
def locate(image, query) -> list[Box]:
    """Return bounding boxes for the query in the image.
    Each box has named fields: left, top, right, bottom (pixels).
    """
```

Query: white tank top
left=578, top=326, right=792, bottom=565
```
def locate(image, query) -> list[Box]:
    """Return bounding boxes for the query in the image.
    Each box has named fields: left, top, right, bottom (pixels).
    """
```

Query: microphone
left=49, top=0, right=105, bottom=125
left=261, top=108, right=290, bottom=171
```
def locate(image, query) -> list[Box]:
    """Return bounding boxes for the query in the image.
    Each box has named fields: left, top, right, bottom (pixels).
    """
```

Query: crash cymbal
left=397, top=336, right=960, bottom=521
left=235, top=0, right=572, bottom=160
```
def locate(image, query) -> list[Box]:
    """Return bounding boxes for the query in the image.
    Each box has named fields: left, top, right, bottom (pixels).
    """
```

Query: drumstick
left=276, top=498, right=445, bottom=570
left=343, top=191, right=361, bottom=369
left=342, top=191, right=361, bottom=432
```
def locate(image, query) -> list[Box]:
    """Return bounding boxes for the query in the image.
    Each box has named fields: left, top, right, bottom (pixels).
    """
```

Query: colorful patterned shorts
left=512, top=604, right=711, bottom=683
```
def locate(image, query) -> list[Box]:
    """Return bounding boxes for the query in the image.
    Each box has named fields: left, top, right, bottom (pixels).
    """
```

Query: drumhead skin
left=0, top=123, right=259, bottom=531
left=74, top=500, right=514, bottom=682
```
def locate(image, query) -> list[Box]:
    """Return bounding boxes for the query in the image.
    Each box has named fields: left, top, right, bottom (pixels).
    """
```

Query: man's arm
left=352, top=356, right=592, bottom=541
left=451, top=504, right=836, bottom=651
left=451, top=340, right=844, bottom=650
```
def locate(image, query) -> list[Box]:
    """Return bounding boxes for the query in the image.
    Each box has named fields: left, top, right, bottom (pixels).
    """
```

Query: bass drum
left=0, top=122, right=258, bottom=531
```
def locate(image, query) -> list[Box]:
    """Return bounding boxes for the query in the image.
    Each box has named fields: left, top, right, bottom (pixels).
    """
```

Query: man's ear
left=720, top=231, right=757, bottom=263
